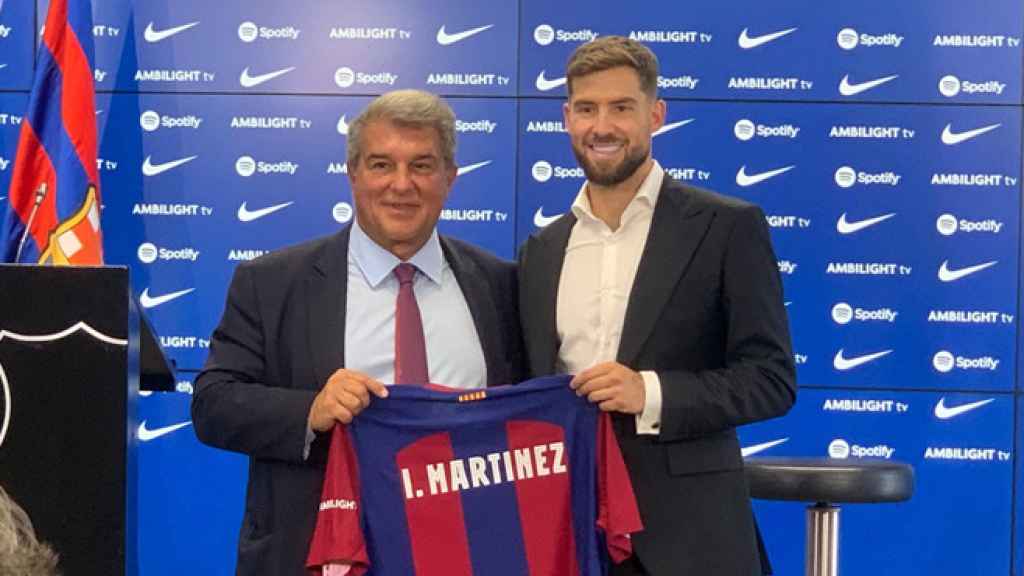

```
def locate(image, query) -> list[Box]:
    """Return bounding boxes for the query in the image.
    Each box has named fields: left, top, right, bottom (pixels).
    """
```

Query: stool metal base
left=806, top=503, right=839, bottom=576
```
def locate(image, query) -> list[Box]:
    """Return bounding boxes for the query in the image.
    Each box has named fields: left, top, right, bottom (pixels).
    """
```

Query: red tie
left=393, top=263, right=428, bottom=384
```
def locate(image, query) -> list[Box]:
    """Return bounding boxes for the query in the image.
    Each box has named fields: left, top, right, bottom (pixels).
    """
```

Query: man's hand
left=308, top=369, right=388, bottom=431
left=570, top=362, right=646, bottom=414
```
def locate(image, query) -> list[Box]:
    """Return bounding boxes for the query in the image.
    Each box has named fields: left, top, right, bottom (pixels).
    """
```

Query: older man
left=518, top=37, right=796, bottom=575
left=193, top=90, right=524, bottom=575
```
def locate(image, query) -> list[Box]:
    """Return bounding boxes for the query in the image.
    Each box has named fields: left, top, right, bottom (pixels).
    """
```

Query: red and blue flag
left=1, top=0, right=102, bottom=264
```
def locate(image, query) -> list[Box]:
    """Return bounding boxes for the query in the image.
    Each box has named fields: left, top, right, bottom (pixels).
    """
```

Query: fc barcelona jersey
left=306, top=375, right=643, bottom=575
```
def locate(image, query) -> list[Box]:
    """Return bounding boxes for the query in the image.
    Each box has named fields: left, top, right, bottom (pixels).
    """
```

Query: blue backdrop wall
left=1, top=1, right=1022, bottom=574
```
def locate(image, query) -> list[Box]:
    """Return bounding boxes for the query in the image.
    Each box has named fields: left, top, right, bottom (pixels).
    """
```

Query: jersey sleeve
left=596, top=413, right=644, bottom=564
left=306, top=424, right=370, bottom=576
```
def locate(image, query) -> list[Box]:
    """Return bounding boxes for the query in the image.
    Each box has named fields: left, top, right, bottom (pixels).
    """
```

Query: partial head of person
left=0, top=485, right=59, bottom=576
left=564, top=36, right=666, bottom=189
left=345, top=89, right=457, bottom=261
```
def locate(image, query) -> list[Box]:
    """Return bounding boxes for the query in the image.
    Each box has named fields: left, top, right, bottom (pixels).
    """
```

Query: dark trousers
left=611, top=555, right=649, bottom=576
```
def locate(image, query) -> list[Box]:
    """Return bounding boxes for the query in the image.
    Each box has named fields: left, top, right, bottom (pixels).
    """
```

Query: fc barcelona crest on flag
left=1, top=0, right=103, bottom=265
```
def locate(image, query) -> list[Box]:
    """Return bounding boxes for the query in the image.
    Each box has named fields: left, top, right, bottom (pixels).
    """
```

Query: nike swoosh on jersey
left=533, top=207, right=561, bottom=228
left=653, top=118, right=695, bottom=137
left=141, top=155, right=198, bottom=176
left=536, top=71, right=567, bottom=92
left=735, top=165, right=795, bottom=187
left=140, top=287, right=195, bottom=309
left=941, top=123, right=1001, bottom=145
left=143, top=21, right=200, bottom=43
left=737, top=27, right=798, bottom=49
left=741, top=438, right=789, bottom=457
left=457, top=160, right=492, bottom=176
left=237, top=201, right=294, bottom=222
left=436, top=24, right=494, bottom=46
left=833, top=348, right=892, bottom=371
left=934, top=397, right=994, bottom=420
left=239, top=66, right=296, bottom=88
left=137, top=420, right=192, bottom=442
left=937, top=260, right=998, bottom=282
left=838, top=74, right=899, bottom=96
left=836, top=212, right=896, bottom=234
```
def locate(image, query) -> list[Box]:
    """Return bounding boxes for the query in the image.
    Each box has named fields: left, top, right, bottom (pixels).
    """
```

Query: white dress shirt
left=555, top=161, right=665, bottom=434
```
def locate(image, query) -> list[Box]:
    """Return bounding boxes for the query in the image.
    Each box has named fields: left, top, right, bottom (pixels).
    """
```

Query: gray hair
left=346, top=90, right=457, bottom=169
left=0, top=485, right=59, bottom=575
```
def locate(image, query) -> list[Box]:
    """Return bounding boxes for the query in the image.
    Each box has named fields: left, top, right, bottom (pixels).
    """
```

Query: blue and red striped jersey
left=306, top=375, right=643, bottom=575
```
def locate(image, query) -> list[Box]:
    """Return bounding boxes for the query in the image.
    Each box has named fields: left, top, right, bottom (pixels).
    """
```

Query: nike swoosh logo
left=143, top=21, right=200, bottom=43
left=237, top=201, right=294, bottom=222
left=735, top=165, right=795, bottom=187
left=533, top=207, right=561, bottom=228
left=938, top=260, right=997, bottom=282
left=741, top=438, right=789, bottom=457
left=140, top=287, right=195, bottom=309
left=653, top=118, right=695, bottom=137
left=934, top=397, right=994, bottom=420
left=456, top=160, right=491, bottom=176
left=436, top=24, right=494, bottom=46
left=737, top=27, right=798, bottom=49
left=137, top=420, right=192, bottom=442
left=536, top=71, right=567, bottom=92
left=839, top=74, right=899, bottom=96
left=941, top=123, right=1001, bottom=145
left=239, top=66, right=296, bottom=88
left=337, top=115, right=349, bottom=135
left=836, top=212, right=896, bottom=235
left=833, top=348, right=892, bottom=371
left=142, top=155, right=198, bottom=176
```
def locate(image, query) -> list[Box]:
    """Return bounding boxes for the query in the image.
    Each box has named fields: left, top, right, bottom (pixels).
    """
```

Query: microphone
left=14, top=182, right=48, bottom=263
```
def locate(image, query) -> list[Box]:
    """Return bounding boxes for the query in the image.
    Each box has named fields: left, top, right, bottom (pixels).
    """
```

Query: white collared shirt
left=555, top=161, right=665, bottom=434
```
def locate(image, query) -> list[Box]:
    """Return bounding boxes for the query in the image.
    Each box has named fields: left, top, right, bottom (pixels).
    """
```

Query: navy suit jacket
left=518, top=177, right=796, bottom=575
left=192, top=226, right=525, bottom=575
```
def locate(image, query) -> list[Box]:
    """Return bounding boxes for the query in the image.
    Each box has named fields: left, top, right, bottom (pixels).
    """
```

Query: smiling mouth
left=384, top=201, right=420, bottom=212
left=588, top=141, right=624, bottom=159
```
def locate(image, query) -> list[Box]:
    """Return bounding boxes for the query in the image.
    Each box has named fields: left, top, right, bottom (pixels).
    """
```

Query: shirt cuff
left=635, top=370, right=662, bottom=435
left=303, top=424, right=315, bottom=460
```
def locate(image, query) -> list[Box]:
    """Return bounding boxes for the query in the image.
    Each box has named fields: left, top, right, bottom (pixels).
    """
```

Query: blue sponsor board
left=0, top=94, right=26, bottom=209
left=98, top=93, right=514, bottom=369
left=519, top=0, right=1022, bottom=103
left=64, top=0, right=517, bottom=95
left=5, top=2, right=1024, bottom=574
left=0, top=0, right=33, bottom=91
left=517, top=99, right=1020, bottom=390
left=1016, top=395, right=1024, bottom=575
left=134, top=391, right=246, bottom=576
left=741, top=388, right=1014, bottom=576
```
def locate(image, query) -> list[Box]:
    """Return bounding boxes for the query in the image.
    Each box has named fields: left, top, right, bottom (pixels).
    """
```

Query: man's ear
left=650, top=98, right=667, bottom=134
left=446, top=163, right=457, bottom=189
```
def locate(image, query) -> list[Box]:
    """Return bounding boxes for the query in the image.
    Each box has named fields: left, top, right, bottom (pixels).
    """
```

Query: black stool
left=744, top=458, right=914, bottom=576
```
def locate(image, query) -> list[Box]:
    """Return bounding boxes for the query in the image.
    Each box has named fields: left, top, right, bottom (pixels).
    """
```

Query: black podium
left=0, top=265, right=174, bottom=575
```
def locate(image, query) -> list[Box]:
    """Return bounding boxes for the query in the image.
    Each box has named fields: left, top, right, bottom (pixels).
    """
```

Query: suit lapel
left=529, top=215, right=575, bottom=375
left=617, top=180, right=712, bottom=366
left=442, top=237, right=503, bottom=386
left=308, top=227, right=351, bottom=389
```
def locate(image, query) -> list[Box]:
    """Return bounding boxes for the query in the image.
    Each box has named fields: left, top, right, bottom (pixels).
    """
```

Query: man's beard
left=572, top=139, right=649, bottom=187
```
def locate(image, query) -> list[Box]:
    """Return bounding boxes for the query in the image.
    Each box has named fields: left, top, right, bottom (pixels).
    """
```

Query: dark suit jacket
left=192, top=226, right=525, bottom=575
left=518, top=177, right=796, bottom=576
